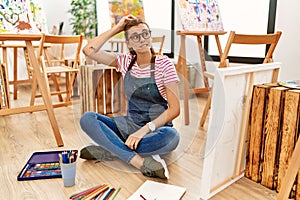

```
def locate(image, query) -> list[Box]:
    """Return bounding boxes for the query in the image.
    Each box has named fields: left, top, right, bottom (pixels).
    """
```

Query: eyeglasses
left=129, top=31, right=151, bottom=43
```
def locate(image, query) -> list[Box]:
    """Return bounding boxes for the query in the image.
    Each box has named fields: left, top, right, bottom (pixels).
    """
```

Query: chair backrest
left=219, top=31, right=282, bottom=68
left=40, top=34, right=84, bottom=69
left=151, top=35, right=165, bottom=55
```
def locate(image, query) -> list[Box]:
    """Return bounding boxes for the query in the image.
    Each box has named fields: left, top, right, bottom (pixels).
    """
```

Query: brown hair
left=124, top=18, right=150, bottom=40
left=124, top=18, right=156, bottom=70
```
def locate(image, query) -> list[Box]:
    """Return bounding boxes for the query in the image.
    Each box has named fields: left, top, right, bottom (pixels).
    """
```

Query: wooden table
left=109, top=38, right=126, bottom=53
left=176, top=30, right=227, bottom=125
left=1, top=42, right=50, bottom=100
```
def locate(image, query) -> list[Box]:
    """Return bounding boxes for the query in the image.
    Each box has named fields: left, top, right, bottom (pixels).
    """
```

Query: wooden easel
left=0, top=34, right=63, bottom=147
left=176, top=30, right=226, bottom=125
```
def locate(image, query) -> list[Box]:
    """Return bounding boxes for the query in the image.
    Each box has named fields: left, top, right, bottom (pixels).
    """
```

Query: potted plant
left=68, top=0, right=98, bottom=38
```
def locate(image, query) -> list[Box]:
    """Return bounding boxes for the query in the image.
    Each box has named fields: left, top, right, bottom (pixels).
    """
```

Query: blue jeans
left=80, top=112, right=180, bottom=164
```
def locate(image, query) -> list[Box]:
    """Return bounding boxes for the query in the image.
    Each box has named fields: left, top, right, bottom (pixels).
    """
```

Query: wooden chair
left=200, top=31, right=282, bottom=127
left=152, top=35, right=165, bottom=55
left=30, top=34, right=83, bottom=106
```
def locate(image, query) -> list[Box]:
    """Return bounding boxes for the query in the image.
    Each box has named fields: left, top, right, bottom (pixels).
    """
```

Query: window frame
left=203, top=0, right=278, bottom=64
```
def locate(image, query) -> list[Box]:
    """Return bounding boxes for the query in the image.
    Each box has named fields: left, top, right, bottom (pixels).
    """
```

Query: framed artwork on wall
left=108, top=0, right=145, bottom=26
left=108, top=0, right=145, bottom=38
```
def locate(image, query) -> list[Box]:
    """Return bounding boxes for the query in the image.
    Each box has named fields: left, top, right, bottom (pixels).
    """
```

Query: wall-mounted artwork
left=178, top=0, right=224, bottom=31
left=108, top=0, right=145, bottom=26
left=0, top=0, right=47, bottom=33
left=108, top=0, right=145, bottom=38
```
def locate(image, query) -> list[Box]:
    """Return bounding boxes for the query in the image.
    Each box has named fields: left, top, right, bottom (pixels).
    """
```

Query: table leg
left=120, top=43, right=124, bottom=53
left=110, top=42, right=114, bottom=52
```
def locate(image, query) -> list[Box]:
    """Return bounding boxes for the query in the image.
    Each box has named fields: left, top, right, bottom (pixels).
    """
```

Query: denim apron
left=113, top=56, right=172, bottom=139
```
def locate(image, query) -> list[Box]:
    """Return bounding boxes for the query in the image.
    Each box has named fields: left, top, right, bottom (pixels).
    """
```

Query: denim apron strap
left=113, top=55, right=171, bottom=139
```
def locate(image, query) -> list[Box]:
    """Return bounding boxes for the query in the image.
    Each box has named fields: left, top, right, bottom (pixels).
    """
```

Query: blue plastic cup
left=60, top=162, right=76, bottom=187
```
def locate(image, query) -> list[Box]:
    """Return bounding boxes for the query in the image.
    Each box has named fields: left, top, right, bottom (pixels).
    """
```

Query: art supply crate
left=80, top=64, right=126, bottom=116
left=245, top=83, right=300, bottom=199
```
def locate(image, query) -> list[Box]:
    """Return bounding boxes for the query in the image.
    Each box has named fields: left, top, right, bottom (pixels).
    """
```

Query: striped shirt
left=116, top=53, right=179, bottom=100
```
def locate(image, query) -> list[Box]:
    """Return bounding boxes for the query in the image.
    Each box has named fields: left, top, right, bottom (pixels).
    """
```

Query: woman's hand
left=125, top=127, right=147, bottom=150
left=115, top=14, right=136, bottom=32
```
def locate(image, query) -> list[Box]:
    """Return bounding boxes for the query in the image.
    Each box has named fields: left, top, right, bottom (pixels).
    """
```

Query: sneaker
left=152, top=155, right=169, bottom=179
left=79, top=144, right=114, bottom=161
left=140, top=156, right=168, bottom=179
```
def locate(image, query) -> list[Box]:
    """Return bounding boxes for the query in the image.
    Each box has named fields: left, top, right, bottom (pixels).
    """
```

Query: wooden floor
left=0, top=85, right=278, bottom=199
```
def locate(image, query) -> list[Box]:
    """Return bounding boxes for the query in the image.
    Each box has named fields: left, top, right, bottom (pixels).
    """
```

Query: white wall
left=41, top=0, right=73, bottom=35
left=42, top=0, right=299, bottom=80
left=275, top=0, right=300, bottom=80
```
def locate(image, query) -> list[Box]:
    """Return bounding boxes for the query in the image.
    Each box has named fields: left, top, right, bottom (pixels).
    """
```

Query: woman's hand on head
left=116, top=14, right=136, bottom=31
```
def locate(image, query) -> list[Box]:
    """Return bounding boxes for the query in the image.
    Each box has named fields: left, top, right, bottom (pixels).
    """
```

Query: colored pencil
left=104, top=188, right=115, bottom=200
left=81, top=184, right=109, bottom=200
left=96, top=187, right=111, bottom=200
left=98, top=187, right=114, bottom=200
left=110, top=187, right=121, bottom=200
left=70, top=184, right=104, bottom=199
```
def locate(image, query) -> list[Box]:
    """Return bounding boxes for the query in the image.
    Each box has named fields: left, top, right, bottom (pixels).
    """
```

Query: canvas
left=178, top=0, right=224, bottom=31
left=108, top=0, right=145, bottom=38
left=0, top=0, right=47, bottom=33
left=108, top=0, right=145, bottom=25
left=200, top=62, right=281, bottom=199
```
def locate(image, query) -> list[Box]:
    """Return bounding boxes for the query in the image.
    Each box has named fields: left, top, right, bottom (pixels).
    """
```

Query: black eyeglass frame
left=128, top=30, right=152, bottom=43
